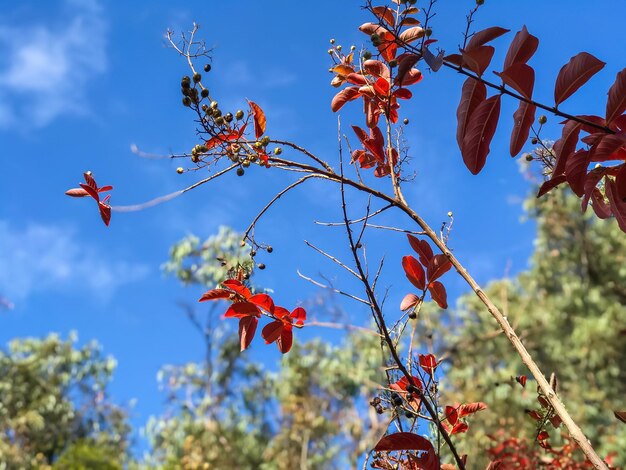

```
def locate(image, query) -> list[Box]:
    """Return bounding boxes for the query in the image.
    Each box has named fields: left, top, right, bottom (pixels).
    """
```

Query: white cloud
left=0, top=0, right=107, bottom=128
left=0, top=220, right=149, bottom=303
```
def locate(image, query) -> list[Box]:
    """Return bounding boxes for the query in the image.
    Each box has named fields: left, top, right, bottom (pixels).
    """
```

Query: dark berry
left=203, top=64, right=211, bottom=72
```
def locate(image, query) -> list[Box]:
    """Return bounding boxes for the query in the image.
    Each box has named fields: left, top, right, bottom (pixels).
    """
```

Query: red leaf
left=79, top=182, right=100, bottom=201
left=374, top=432, right=437, bottom=454
left=400, top=293, right=420, bottom=311
left=247, top=100, right=267, bottom=139
left=444, top=53, right=463, bottom=68
left=98, top=201, right=111, bottom=227
left=503, top=26, right=539, bottom=70
left=377, top=32, right=398, bottom=62
left=577, top=114, right=608, bottom=134
left=537, top=431, right=549, bottom=441
left=418, top=353, right=437, bottom=376
left=461, top=94, right=501, bottom=174
left=427, top=254, right=452, bottom=282
left=459, top=402, right=487, bottom=417
left=65, top=188, right=90, bottom=197
left=373, top=77, right=390, bottom=97
left=510, top=101, right=536, bottom=157
left=273, top=306, right=291, bottom=319
left=591, top=189, right=612, bottom=219
left=222, top=279, right=252, bottom=299
left=398, top=68, right=422, bottom=87
left=394, top=54, right=419, bottom=86
left=549, top=415, right=562, bottom=429
left=537, top=175, right=567, bottom=197
left=398, top=26, right=425, bottom=45
left=224, top=302, right=260, bottom=318
left=331, top=86, right=361, bottom=112
left=407, top=234, right=433, bottom=266
left=248, top=293, right=275, bottom=314
left=346, top=73, right=368, bottom=86
left=526, top=409, right=543, bottom=421
left=402, top=256, right=426, bottom=290
left=552, top=120, right=582, bottom=176
left=358, top=22, right=390, bottom=37
left=554, top=52, right=606, bottom=105
left=372, top=6, right=395, bottom=27
left=496, top=63, right=535, bottom=99
left=615, top=411, right=626, bottom=424
left=445, top=405, right=459, bottom=426
left=516, top=375, right=527, bottom=387
left=606, top=179, right=626, bottom=232
left=390, top=376, right=423, bottom=394
left=393, top=88, right=412, bottom=100
left=277, top=325, right=293, bottom=353
left=198, top=288, right=232, bottom=302
left=428, top=281, right=448, bottom=309
left=590, top=132, right=626, bottom=162
left=462, top=45, right=495, bottom=76
left=451, top=422, right=469, bottom=435
left=565, top=149, right=590, bottom=196
left=456, top=78, right=487, bottom=149
left=262, top=320, right=283, bottom=344
left=607, top=68, right=626, bottom=124
left=363, top=59, right=390, bottom=81
left=466, top=26, right=510, bottom=50
left=238, top=316, right=258, bottom=351
left=289, top=306, right=306, bottom=326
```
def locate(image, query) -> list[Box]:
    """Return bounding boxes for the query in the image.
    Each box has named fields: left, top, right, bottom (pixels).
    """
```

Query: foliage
left=429, top=188, right=626, bottom=467
left=0, top=333, right=130, bottom=468
left=144, top=228, right=383, bottom=469
left=64, top=0, right=626, bottom=467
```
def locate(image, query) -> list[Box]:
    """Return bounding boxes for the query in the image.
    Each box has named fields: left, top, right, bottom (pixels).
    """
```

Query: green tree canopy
left=0, top=333, right=130, bottom=469
left=429, top=188, right=626, bottom=466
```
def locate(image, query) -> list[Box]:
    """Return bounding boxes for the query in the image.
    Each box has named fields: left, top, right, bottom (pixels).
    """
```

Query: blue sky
left=1, top=0, right=625, bottom=454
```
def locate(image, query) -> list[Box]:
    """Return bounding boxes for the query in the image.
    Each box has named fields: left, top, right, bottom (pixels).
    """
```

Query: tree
left=0, top=333, right=130, bottom=469
left=429, top=187, right=626, bottom=467
left=66, top=1, right=626, bottom=468
left=145, top=228, right=384, bottom=469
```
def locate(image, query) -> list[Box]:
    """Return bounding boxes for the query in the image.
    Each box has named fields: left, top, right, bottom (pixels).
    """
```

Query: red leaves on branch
left=262, top=306, right=306, bottom=354
left=442, top=401, right=487, bottom=436
left=390, top=375, right=423, bottom=408
left=65, top=172, right=113, bottom=226
left=554, top=52, right=606, bottom=106
left=516, top=375, right=527, bottom=387
left=402, top=235, right=450, bottom=309
left=199, top=279, right=305, bottom=353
